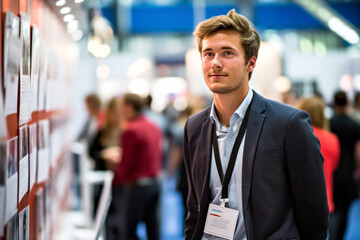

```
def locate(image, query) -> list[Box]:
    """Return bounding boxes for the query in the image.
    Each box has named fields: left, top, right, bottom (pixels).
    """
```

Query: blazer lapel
left=200, top=112, right=213, bottom=201
left=195, top=110, right=213, bottom=239
left=242, top=91, right=266, bottom=239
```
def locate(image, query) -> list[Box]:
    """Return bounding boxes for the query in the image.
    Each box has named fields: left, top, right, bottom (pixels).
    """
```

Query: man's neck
left=213, top=87, right=249, bottom=128
left=335, top=106, right=348, bottom=115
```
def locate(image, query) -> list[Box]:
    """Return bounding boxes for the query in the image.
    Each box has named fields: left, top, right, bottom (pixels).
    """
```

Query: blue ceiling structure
left=98, top=1, right=360, bottom=34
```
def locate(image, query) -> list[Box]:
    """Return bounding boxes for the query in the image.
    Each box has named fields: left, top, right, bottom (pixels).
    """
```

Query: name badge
left=204, top=203, right=239, bottom=240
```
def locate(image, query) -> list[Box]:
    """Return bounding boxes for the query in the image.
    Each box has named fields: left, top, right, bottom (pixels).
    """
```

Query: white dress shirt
left=202, top=89, right=253, bottom=240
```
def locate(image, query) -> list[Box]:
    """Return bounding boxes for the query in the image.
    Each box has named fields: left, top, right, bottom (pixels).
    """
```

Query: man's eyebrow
left=221, top=46, right=235, bottom=50
left=202, top=46, right=235, bottom=52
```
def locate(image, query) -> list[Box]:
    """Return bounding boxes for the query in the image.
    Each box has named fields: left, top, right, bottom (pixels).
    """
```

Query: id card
left=204, top=203, right=239, bottom=240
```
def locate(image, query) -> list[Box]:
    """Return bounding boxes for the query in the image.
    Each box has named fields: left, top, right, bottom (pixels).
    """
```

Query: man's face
left=201, top=29, right=255, bottom=95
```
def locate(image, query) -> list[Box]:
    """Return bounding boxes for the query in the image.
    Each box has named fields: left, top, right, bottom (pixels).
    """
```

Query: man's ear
left=247, top=56, right=257, bottom=72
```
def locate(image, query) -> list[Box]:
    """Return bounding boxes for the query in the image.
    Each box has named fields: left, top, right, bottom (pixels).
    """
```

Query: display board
left=0, top=1, right=77, bottom=239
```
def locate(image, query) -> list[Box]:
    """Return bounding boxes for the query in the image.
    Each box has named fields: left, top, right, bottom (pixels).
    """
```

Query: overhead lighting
left=314, top=41, right=327, bottom=55
left=63, top=14, right=75, bottom=22
left=55, top=0, right=66, bottom=6
left=328, top=17, right=359, bottom=44
left=67, top=20, right=78, bottom=33
left=98, top=44, right=111, bottom=58
left=60, top=7, right=71, bottom=14
left=87, top=37, right=111, bottom=58
left=87, top=37, right=101, bottom=53
left=300, top=38, right=313, bottom=53
left=75, top=0, right=85, bottom=3
left=294, top=0, right=360, bottom=46
left=72, top=30, right=83, bottom=41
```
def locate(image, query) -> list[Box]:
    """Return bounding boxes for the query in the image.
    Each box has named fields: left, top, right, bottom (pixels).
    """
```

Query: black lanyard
left=212, top=100, right=252, bottom=202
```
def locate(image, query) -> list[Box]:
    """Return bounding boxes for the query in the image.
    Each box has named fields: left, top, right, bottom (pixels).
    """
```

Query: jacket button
left=198, top=205, right=200, bottom=212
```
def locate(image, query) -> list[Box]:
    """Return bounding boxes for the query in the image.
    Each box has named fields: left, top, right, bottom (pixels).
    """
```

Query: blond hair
left=101, top=96, right=121, bottom=146
left=193, top=9, right=260, bottom=79
left=297, top=96, right=329, bottom=130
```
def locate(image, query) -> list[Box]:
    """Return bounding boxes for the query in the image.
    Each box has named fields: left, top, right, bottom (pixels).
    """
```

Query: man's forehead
left=202, top=31, right=242, bottom=50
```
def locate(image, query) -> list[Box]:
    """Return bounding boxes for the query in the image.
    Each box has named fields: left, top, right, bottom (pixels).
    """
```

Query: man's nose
left=211, top=54, right=222, bottom=70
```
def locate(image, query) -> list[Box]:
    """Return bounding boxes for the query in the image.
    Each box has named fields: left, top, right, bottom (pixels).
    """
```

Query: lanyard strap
left=212, top=100, right=253, bottom=202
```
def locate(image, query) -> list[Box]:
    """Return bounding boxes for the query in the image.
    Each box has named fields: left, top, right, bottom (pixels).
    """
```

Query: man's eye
left=224, top=51, right=232, bottom=56
left=204, top=52, right=213, bottom=57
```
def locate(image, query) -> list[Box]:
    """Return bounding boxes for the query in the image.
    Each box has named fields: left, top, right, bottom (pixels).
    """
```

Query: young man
left=182, top=9, right=329, bottom=240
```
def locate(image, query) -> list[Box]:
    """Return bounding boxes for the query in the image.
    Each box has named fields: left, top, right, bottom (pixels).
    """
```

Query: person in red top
left=297, top=96, right=340, bottom=238
left=115, top=93, right=163, bottom=240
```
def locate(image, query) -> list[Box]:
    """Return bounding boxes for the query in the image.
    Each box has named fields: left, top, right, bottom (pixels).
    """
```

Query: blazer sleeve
left=284, top=110, right=329, bottom=240
left=182, top=119, right=199, bottom=240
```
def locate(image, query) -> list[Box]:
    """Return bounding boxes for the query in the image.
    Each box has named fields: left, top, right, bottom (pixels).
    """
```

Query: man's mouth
left=209, top=73, right=227, bottom=77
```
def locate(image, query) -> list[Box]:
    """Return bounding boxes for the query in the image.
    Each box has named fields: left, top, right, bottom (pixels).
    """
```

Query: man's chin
left=210, top=87, right=233, bottom=94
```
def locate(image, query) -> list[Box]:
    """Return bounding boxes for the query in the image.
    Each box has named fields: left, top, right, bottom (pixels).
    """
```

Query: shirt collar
left=210, top=89, right=253, bottom=130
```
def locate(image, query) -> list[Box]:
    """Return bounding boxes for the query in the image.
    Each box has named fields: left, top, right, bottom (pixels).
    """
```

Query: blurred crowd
left=78, top=89, right=360, bottom=240
left=77, top=92, right=207, bottom=240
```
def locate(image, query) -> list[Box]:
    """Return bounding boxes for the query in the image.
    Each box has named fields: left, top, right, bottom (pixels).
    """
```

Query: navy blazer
left=182, top=91, right=329, bottom=240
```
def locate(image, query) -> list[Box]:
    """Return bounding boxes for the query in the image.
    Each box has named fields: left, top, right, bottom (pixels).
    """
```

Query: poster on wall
left=5, top=137, right=18, bottom=223
left=29, top=123, right=37, bottom=191
left=4, top=11, right=21, bottom=118
left=19, top=12, right=31, bottom=125
left=38, top=39, right=48, bottom=112
left=19, top=206, right=29, bottom=240
left=3, top=10, right=20, bottom=89
left=0, top=88, right=7, bottom=138
left=6, top=214, right=18, bottom=240
left=18, top=124, right=29, bottom=202
left=37, top=120, right=49, bottom=183
left=0, top=142, right=6, bottom=237
left=37, top=188, right=45, bottom=240
left=44, top=182, right=51, bottom=240
left=30, top=26, right=40, bottom=114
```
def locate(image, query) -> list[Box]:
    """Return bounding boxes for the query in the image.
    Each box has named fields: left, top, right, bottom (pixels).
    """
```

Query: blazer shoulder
left=186, top=106, right=211, bottom=128
left=263, top=97, right=304, bottom=119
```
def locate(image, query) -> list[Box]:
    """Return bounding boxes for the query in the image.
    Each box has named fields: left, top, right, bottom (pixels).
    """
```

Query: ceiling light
left=75, top=0, right=85, bottom=3
left=328, top=17, right=359, bottom=44
left=67, top=20, right=78, bottom=33
left=87, top=37, right=101, bottom=53
left=60, top=7, right=71, bottom=14
left=99, top=44, right=111, bottom=58
left=63, top=14, right=75, bottom=22
left=55, top=0, right=66, bottom=6
left=72, top=30, right=83, bottom=41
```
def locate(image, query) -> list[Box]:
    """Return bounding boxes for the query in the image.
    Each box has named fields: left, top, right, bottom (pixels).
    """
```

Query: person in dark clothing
left=330, top=90, right=360, bottom=240
left=78, top=93, right=105, bottom=146
left=88, top=96, right=123, bottom=240
left=89, top=96, right=122, bottom=172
